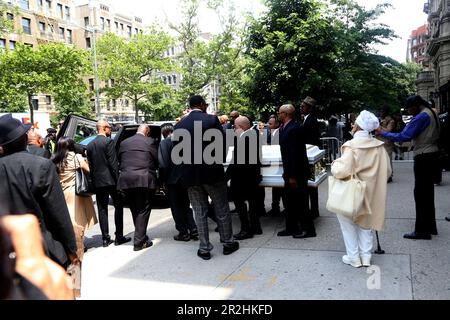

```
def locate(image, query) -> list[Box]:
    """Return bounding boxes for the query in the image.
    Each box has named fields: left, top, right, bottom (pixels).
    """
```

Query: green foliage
left=170, top=0, right=251, bottom=116
left=245, top=0, right=414, bottom=116
left=95, top=30, right=174, bottom=122
left=0, top=0, right=17, bottom=37
left=0, top=43, right=92, bottom=120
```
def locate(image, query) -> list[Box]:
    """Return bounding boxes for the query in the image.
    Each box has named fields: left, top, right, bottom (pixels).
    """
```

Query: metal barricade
left=320, top=137, right=342, bottom=166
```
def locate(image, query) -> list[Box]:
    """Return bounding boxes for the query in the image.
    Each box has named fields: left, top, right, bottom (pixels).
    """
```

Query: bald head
left=137, top=124, right=150, bottom=136
left=234, top=116, right=252, bottom=131
left=27, top=130, right=44, bottom=147
left=97, top=120, right=112, bottom=137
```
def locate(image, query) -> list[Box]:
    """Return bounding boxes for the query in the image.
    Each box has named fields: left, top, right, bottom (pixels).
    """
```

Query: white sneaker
left=361, top=256, right=371, bottom=267
left=342, top=255, right=362, bottom=268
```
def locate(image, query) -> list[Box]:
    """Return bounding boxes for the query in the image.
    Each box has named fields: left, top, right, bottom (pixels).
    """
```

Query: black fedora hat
left=0, top=114, right=33, bottom=146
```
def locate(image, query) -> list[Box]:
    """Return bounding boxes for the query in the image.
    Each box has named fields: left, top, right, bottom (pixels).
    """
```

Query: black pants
left=124, top=188, right=154, bottom=246
left=232, top=183, right=262, bottom=234
left=272, top=187, right=286, bottom=210
left=95, top=186, right=124, bottom=240
left=307, top=187, right=319, bottom=216
left=284, top=180, right=315, bottom=234
left=255, top=186, right=266, bottom=215
left=167, top=184, right=197, bottom=234
left=414, top=152, right=438, bottom=235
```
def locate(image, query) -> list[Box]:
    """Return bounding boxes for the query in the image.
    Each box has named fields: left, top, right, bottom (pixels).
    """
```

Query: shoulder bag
left=74, top=155, right=95, bottom=197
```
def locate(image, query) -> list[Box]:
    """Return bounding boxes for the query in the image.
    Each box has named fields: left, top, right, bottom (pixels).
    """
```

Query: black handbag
left=74, top=156, right=94, bottom=197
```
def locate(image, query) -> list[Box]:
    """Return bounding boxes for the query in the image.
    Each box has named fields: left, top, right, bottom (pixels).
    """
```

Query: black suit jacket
left=226, top=130, right=262, bottom=189
left=117, top=134, right=158, bottom=190
left=172, top=110, right=226, bottom=187
left=302, top=113, right=321, bottom=146
left=27, top=145, right=51, bottom=159
left=0, top=152, right=77, bottom=266
left=279, top=120, right=310, bottom=183
left=86, top=135, right=119, bottom=189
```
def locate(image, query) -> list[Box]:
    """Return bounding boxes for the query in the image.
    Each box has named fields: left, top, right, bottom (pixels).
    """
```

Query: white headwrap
left=355, top=110, right=379, bottom=132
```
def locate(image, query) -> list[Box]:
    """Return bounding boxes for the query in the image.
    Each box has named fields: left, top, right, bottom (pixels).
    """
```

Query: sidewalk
left=81, top=162, right=450, bottom=300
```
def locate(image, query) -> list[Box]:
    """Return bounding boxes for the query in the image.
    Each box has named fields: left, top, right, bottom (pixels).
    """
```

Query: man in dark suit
left=223, top=111, right=240, bottom=130
left=159, top=123, right=198, bottom=242
left=301, top=96, right=321, bottom=219
left=27, top=129, right=51, bottom=159
left=278, top=105, right=316, bottom=238
left=172, top=95, right=239, bottom=260
left=117, top=124, right=157, bottom=251
left=226, top=116, right=263, bottom=240
left=0, top=114, right=78, bottom=268
left=267, top=115, right=285, bottom=216
left=87, top=120, right=130, bottom=247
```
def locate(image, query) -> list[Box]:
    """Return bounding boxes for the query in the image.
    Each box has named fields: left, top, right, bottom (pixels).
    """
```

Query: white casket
left=225, top=144, right=328, bottom=188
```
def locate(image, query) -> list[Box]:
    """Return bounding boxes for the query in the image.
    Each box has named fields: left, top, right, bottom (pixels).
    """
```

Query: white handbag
left=326, top=171, right=367, bottom=219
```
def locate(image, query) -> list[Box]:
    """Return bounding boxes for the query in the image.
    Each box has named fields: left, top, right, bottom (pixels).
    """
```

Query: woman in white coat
left=331, top=111, right=392, bottom=268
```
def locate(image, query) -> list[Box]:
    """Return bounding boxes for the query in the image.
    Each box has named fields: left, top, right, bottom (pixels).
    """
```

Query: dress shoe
left=277, top=230, right=299, bottom=237
left=403, top=232, right=431, bottom=240
left=197, top=250, right=211, bottom=260
left=361, top=256, right=371, bottom=267
left=134, top=240, right=153, bottom=251
left=342, top=255, right=362, bottom=268
left=267, top=208, right=280, bottom=216
left=223, top=241, right=239, bottom=255
left=189, top=229, right=199, bottom=240
left=292, top=231, right=317, bottom=239
left=115, top=236, right=131, bottom=246
left=102, top=237, right=113, bottom=247
left=252, top=228, right=263, bottom=235
left=233, top=231, right=254, bottom=240
left=174, top=233, right=190, bottom=242
left=387, top=177, right=393, bottom=183
left=446, top=215, right=450, bottom=222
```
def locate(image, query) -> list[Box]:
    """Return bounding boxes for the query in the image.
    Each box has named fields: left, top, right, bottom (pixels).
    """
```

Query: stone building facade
left=424, top=0, right=450, bottom=113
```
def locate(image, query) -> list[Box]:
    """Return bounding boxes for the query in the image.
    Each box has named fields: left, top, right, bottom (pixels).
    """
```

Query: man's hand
left=68, top=253, right=79, bottom=266
left=288, top=178, right=298, bottom=189
left=374, top=128, right=383, bottom=136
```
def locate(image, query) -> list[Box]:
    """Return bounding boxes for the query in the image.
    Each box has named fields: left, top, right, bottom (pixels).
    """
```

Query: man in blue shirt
left=376, top=95, right=440, bottom=240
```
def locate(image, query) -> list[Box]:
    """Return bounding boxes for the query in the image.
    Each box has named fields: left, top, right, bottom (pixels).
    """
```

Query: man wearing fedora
left=301, top=96, right=321, bottom=220
left=0, top=114, right=78, bottom=268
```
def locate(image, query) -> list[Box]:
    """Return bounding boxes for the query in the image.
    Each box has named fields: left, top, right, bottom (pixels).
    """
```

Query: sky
left=77, top=0, right=429, bottom=63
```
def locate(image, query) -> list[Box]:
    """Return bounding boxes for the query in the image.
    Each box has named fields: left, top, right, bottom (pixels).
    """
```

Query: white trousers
left=337, top=214, right=373, bottom=259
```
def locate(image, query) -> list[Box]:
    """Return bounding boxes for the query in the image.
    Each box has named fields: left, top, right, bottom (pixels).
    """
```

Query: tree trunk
left=28, top=93, right=34, bottom=125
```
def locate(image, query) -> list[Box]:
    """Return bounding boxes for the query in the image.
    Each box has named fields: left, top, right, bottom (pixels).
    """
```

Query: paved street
left=81, top=162, right=450, bottom=300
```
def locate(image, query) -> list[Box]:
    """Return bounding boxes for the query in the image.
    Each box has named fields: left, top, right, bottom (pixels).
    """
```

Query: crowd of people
left=0, top=93, right=449, bottom=299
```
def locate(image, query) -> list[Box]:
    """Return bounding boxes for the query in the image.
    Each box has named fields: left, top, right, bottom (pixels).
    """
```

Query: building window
left=38, top=0, right=43, bottom=10
left=171, top=47, right=175, bottom=55
left=127, top=26, right=132, bottom=38
left=88, top=79, right=94, bottom=91
left=135, top=28, right=138, bottom=35
left=9, top=41, right=16, bottom=51
left=45, top=96, right=52, bottom=105
left=65, top=6, right=70, bottom=20
left=19, top=0, right=29, bottom=10
left=115, top=21, right=119, bottom=33
left=38, top=22, right=45, bottom=34
left=57, top=3, right=63, bottom=19
left=84, top=17, right=90, bottom=28
left=112, top=99, right=117, bottom=110
left=111, top=79, right=115, bottom=87
left=22, top=18, right=31, bottom=35
left=7, top=13, right=14, bottom=21
left=168, top=76, right=172, bottom=85
left=86, top=37, right=91, bottom=49
left=173, top=75, right=177, bottom=84
left=106, top=19, right=111, bottom=31
left=59, top=27, right=65, bottom=40
left=120, top=23, right=124, bottom=35
left=24, top=43, right=33, bottom=48
left=0, top=39, right=5, bottom=51
left=45, top=0, right=52, bottom=14
left=100, top=17, right=105, bottom=30
left=67, top=29, right=72, bottom=44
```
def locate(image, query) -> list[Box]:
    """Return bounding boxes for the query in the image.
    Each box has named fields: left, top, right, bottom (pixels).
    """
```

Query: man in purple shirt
left=376, top=95, right=440, bottom=240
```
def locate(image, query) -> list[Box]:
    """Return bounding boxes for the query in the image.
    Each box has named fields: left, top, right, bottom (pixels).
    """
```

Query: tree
left=0, top=0, right=16, bottom=37
left=0, top=43, right=91, bottom=122
left=96, top=31, right=174, bottom=123
left=170, top=0, right=251, bottom=114
left=245, top=0, right=408, bottom=116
